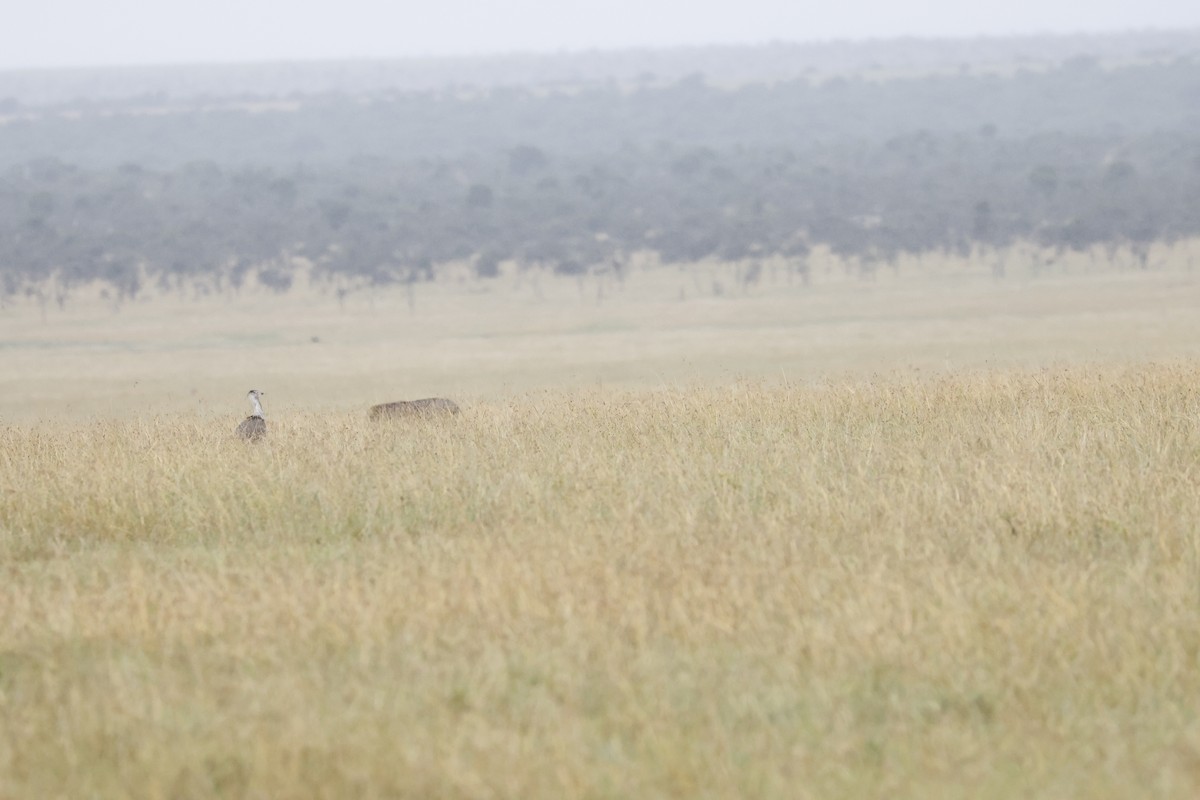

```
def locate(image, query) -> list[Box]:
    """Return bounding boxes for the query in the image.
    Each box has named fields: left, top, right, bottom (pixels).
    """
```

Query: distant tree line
left=2, top=57, right=1198, bottom=170
left=1, top=55, right=1198, bottom=304
left=2, top=129, right=1196, bottom=305
left=4, top=29, right=1196, bottom=107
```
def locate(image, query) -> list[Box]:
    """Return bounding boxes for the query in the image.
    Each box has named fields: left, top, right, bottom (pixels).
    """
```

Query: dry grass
left=3, top=240, right=1200, bottom=423
left=3, top=365, right=1200, bottom=798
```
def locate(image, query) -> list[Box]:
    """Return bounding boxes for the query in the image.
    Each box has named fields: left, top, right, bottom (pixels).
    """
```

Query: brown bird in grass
left=369, top=397, right=460, bottom=420
left=235, top=389, right=267, bottom=441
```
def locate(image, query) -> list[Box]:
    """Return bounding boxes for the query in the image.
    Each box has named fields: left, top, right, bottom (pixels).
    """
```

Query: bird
left=369, top=397, right=460, bottom=420
left=235, top=389, right=267, bottom=441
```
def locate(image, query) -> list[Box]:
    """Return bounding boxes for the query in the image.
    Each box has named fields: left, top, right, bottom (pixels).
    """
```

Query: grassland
left=2, top=246, right=1200, bottom=797
left=3, top=242, right=1200, bottom=423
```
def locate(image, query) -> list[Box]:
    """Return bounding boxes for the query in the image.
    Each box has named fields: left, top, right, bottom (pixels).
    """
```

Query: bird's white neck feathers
left=248, top=392, right=265, bottom=418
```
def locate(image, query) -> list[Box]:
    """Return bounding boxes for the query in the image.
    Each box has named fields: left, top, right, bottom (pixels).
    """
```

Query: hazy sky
left=6, top=0, right=1199, bottom=70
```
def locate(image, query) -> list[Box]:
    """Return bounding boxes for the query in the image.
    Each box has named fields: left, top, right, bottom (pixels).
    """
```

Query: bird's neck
left=250, top=396, right=264, bottom=417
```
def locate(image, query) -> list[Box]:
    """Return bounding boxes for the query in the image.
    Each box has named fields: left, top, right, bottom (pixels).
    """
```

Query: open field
left=2, top=367, right=1200, bottom=797
left=2, top=241, right=1200, bottom=422
left=3, top=246, right=1200, bottom=797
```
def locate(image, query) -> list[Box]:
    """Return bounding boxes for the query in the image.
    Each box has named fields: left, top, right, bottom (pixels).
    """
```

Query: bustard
left=369, top=397, right=460, bottom=420
left=235, top=389, right=267, bottom=441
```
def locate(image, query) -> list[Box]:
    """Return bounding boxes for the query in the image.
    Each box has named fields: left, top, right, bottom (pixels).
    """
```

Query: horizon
left=7, top=0, right=1200, bottom=72
left=1, top=26, right=1197, bottom=78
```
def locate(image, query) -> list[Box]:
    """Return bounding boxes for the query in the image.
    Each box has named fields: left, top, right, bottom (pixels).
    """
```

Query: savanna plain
left=3, top=246, right=1200, bottom=798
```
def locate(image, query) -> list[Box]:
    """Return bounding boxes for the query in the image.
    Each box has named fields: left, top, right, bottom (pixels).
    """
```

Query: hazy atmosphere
left=4, top=2, right=1200, bottom=798
left=6, top=0, right=1200, bottom=68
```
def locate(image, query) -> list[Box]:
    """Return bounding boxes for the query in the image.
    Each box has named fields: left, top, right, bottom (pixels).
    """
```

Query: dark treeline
left=2, top=58, right=1199, bottom=168
left=1, top=50, right=1199, bottom=304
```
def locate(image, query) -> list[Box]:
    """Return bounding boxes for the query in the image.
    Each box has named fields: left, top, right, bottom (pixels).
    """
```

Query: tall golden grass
left=2, top=364, right=1199, bottom=798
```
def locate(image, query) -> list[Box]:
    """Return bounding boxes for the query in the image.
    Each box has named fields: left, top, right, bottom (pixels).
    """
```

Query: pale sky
left=5, top=0, right=1199, bottom=70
